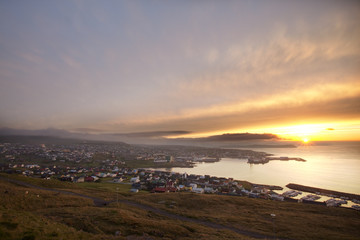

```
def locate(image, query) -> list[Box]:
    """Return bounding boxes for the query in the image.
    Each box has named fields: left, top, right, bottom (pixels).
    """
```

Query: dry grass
left=0, top=178, right=252, bottom=239
left=132, top=192, right=360, bottom=240
left=2, top=174, right=359, bottom=240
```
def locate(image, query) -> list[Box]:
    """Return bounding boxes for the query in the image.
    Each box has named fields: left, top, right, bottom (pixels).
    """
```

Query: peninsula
left=247, top=156, right=306, bottom=164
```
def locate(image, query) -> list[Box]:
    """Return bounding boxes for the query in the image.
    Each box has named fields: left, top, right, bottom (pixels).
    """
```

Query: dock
left=286, top=183, right=360, bottom=201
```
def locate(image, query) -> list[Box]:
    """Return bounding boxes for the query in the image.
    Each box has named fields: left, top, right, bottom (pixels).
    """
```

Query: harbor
left=286, top=183, right=360, bottom=201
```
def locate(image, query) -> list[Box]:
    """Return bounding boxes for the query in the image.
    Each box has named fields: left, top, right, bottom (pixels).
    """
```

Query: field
left=1, top=174, right=359, bottom=240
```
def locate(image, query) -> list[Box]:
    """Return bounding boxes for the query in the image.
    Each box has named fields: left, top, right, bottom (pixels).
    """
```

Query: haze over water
left=169, top=142, right=360, bottom=195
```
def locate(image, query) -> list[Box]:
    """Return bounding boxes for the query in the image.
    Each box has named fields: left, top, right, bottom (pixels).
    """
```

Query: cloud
left=102, top=81, right=360, bottom=133
left=100, top=94, right=360, bottom=137
left=109, top=131, right=192, bottom=138
left=72, top=128, right=106, bottom=133
left=206, top=48, right=219, bottom=64
left=61, top=55, right=82, bottom=69
left=1, top=1, right=359, bottom=140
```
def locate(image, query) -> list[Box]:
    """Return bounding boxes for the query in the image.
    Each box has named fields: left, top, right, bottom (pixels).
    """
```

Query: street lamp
left=270, top=213, right=276, bottom=239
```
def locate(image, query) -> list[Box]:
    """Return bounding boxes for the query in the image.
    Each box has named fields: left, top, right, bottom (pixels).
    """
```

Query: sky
left=0, top=0, right=360, bottom=142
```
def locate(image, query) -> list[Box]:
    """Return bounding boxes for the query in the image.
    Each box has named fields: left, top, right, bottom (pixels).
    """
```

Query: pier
left=286, top=183, right=360, bottom=201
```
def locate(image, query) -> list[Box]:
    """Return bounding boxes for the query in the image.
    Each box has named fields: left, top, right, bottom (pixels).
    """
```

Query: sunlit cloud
left=0, top=1, right=359, bottom=141
left=103, top=81, right=360, bottom=129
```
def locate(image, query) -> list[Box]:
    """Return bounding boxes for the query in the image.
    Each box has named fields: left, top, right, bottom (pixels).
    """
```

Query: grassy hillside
left=0, top=176, right=247, bottom=240
left=1, top=174, right=359, bottom=240
left=133, top=193, right=360, bottom=240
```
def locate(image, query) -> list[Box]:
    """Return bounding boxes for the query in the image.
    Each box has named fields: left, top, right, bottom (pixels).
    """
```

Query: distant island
left=236, top=144, right=297, bottom=148
left=247, top=156, right=306, bottom=164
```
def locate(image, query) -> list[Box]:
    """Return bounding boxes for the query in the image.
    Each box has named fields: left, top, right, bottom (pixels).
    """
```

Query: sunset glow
left=1, top=2, right=360, bottom=239
left=0, top=1, right=359, bottom=142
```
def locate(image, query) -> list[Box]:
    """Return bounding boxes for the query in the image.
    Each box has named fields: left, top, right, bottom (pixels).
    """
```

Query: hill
left=1, top=174, right=359, bottom=240
left=0, top=135, right=129, bottom=146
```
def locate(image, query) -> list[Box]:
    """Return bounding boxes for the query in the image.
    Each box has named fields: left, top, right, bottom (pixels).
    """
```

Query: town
left=1, top=138, right=359, bottom=210
left=0, top=139, right=277, bottom=196
left=0, top=137, right=268, bottom=168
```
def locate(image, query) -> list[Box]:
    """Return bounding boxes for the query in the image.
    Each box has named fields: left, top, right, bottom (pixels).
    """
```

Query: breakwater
left=286, top=183, right=360, bottom=201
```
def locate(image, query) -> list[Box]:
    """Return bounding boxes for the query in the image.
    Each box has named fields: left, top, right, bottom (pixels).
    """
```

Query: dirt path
left=1, top=176, right=291, bottom=239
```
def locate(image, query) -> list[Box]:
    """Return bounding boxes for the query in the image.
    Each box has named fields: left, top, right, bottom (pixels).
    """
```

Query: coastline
left=286, top=183, right=360, bottom=201
left=247, top=156, right=306, bottom=164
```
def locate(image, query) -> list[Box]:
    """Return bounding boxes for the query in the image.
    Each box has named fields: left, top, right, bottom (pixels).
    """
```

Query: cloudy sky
left=1, top=0, right=359, bottom=141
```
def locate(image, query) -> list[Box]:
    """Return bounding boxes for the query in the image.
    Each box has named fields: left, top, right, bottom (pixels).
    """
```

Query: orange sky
left=1, top=1, right=359, bottom=141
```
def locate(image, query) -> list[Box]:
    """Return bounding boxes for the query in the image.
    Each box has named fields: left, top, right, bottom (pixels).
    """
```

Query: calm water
left=169, top=142, right=360, bottom=194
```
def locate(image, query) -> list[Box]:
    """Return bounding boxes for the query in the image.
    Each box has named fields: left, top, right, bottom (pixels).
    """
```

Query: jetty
left=286, top=183, right=360, bottom=201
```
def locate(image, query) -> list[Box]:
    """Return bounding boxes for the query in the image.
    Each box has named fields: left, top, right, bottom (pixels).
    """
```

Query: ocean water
left=169, top=141, right=360, bottom=194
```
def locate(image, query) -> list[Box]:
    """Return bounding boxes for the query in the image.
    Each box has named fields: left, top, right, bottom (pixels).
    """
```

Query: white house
left=204, top=187, right=215, bottom=193
left=130, top=177, right=140, bottom=183
left=189, top=183, right=197, bottom=189
left=113, top=177, right=123, bottom=183
left=192, top=188, right=204, bottom=194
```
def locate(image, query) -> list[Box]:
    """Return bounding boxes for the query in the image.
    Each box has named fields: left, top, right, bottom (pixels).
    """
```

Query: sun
left=302, top=138, right=309, bottom=143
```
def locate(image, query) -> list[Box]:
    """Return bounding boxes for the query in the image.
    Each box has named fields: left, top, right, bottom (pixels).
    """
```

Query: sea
left=167, top=141, right=360, bottom=195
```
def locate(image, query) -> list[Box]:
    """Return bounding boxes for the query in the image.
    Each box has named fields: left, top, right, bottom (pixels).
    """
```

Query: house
left=204, top=187, right=215, bottom=193
left=59, top=176, right=72, bottom=182
left=73, top=176, right=85, bottom=183
left=153, top=187, right=167, bottom=193
left=96, top=172, right=106, bottom=178
left=92, top=176, right=100, bottom=182
left=189, top=183, right=197, bottom=189
left=168, top=187, right=177, bottom=192
left=270, top=194, right=284, bottom=201
left=192, top=188, right=204, bottom=194
left=130, top=177, right=140, bottom=183
left=85, top=176, right=94, bottom=182
left=113, top=177, right=123, bottom=183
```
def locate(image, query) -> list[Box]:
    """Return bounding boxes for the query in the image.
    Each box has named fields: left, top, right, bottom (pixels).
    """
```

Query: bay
left=168, top=141, right=360, bottom=194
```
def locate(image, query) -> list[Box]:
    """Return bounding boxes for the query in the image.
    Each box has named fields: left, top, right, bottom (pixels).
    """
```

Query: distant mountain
left=234, top=144, right=297, bottom=148
left=0, top=128, right=129, bottom=145
left=0, top=135, right=87, bottom=145
left=0, top=128, right=284, bottom=147
left=0, top=127, right=74, bottom=137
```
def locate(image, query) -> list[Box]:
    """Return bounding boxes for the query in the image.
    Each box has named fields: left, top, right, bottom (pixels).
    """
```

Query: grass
left=0, top=178, right=249, bottom=239
left=132, top=192, right=360, bottom=240
left=1, top=174, right=359, bottom=240
left=0, top=173, right=78, bottom=189
left=0, top=173, right=135, bottom=200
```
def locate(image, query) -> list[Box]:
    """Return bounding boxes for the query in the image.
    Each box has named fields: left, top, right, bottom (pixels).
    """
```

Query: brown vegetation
left=1, top=175, right=359, bottom=240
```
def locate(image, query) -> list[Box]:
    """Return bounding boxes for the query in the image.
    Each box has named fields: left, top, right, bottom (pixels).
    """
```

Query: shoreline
left=247, top=156, right=306, bottom=164
left=286, top=183, right=360, bottom=201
